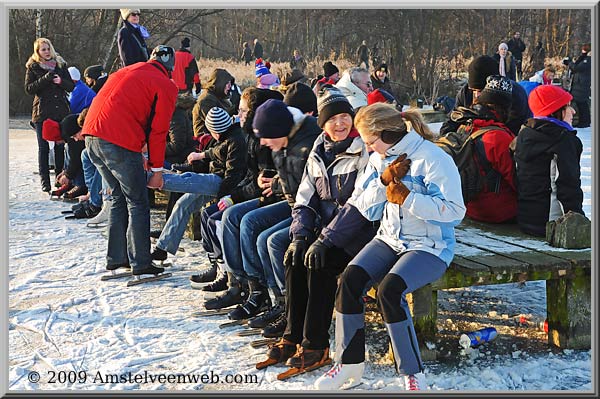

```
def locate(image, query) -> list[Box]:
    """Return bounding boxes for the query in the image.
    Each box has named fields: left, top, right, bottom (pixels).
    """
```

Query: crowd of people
left=23, top=9, right=589, bottom=390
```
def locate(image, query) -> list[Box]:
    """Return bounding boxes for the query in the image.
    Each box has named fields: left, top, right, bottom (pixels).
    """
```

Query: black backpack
left=435, top=125, right=501, bottom=203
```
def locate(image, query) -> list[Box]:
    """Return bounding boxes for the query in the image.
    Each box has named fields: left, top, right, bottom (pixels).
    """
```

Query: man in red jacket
left=83, top=45, right=178, bottom=276
left=172, top=37, right=201, bottom=94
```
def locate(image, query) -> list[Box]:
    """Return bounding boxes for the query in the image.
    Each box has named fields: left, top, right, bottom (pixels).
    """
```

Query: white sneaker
left=403, top=372, right=426, bottom=391
left=314, top=362, right=364, bottom=390
left=87, top=200, right=111, bottom=227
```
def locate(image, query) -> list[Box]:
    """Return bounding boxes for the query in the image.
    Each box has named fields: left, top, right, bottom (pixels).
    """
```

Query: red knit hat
left=42, top=119, right=62, bottom=142
left=528, top=85, right=573, bottom=117
left=367, top=89, right=395, bottom=105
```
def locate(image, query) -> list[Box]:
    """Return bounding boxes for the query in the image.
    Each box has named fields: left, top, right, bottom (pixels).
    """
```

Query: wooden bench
left=406, top=218, right=591, bottom=354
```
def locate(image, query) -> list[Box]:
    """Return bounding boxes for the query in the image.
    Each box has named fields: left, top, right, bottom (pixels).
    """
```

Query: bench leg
left=546, top=268, right=591, bottom=349
left=407, top=285, right=438, bottom=361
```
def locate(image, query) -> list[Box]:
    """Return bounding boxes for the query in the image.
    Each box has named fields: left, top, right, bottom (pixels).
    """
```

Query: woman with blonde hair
left=314, top=103, right=465, bottom=391
left=25, top=37, right=74, bottom=192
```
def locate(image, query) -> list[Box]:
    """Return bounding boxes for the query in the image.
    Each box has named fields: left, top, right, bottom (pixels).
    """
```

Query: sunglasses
left=130, top=13, right=140, bottom=17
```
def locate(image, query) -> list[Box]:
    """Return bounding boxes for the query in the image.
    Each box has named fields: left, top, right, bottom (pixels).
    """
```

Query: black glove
left=304, top=239, right=329, bottom=271
left=283, top=237, right=309, bottom=268
left=562, top=57, right=570, bottom=66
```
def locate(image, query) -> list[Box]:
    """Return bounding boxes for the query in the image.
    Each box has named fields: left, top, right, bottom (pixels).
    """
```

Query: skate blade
left=219, top=319, right=248, bottom=329
left=277, top=358, right=332, bottom=381
left=126, top=272, right=172, bottom=287
left=256, top=357, right=279, bottom=370
left=200, top=289, right=228, bottom=297
left=152, top=261, right=172, bottom=268
left=190, top=280, right=216, bottom=289
left=237, top=329, right=262, bottom=337
left=100, top=271, right=132, bottom=281
left=86, top=222, right=108, bottom=228
left=191, top=308, right=232, bottom=317
left=250, top=338, right=278, bottom=349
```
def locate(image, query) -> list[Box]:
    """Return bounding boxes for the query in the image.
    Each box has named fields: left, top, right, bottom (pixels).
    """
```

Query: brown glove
left=380, top=153, right=411, bottom=186
left=386, top=181, right=411, bottom=205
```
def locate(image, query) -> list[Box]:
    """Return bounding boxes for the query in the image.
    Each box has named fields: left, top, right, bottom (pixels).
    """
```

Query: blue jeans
left=86, top=136, right=150, bottom=271
left=162, top=171, right=223, bottom=194
left=35, top=121, right=64, bottom=180
left=261, top=222, right=291, bottom=291
left=221, top=199, right=261, bottom=279
left=200, top=203, right=224, bottom=258
left=82, top=148, right=103, bottom=207
left=154, top=178, right=222, bottom=255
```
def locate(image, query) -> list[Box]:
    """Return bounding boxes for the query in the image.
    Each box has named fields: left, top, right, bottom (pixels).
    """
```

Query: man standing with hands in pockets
left=83, top=45, right=178, bottom=278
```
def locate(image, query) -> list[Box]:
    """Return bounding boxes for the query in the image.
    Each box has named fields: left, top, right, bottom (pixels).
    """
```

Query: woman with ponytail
left=314, top=103, right=465, bottom=391
left=25, top=37, right=74, bottom=192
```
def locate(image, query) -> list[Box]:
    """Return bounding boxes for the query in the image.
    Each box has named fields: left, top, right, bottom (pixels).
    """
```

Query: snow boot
left=314, top=362, right=365, bottom=390
left=256, top=338, right=297, bottom=370
left=204, top=274, right=248, bottom=310
left=262, top=312, right=287, bottom=338
left=227, top=279, right=271, bottom=321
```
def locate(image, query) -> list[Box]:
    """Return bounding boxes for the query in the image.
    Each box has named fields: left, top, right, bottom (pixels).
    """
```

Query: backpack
left=435, top=125, right=502, bottom=203
left=433, top=95, right=456, bottom=114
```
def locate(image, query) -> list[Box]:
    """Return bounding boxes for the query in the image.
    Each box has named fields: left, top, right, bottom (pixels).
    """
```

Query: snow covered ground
left=7, top=119, right=593, bottom=392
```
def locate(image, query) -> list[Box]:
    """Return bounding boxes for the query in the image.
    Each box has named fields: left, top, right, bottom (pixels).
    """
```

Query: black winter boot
left=151, top=247, right=168, bottom=262
left=204, top=273, right=248, bottom=310
left=262, top=312, right=287, bottom=338
left=227, top=279, right=271, bottom=321
left=249, top=292, right=285, bottom=329
left=190, top=254, right=219, bottom=288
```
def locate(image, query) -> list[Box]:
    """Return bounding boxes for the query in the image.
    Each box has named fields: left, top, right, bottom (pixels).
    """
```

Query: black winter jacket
left=165, top=94, right=196, bottom=165
left=24, top=59, right=75, bottom=123
left=117, top=21, right=149, bottom=67
left=370, top=72, right=393, bottom=93
left=271, top=114, right=321, bottom=206
left=65, top=139, right=85, bottom=180
left=192, top=69, right=234, bottom=137
left=440, top=82, right=530, bottom=136
left=515, top=118, right=584, bottom=236
left=569, top=53, right=591, bottom=101
left=204, top=123, right=247, bottom=198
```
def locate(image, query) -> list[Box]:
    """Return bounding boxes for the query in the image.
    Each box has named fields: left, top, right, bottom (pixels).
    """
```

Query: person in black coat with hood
left=83, top=65, right=108, bottom=93
left=515, top=85, right=584, bottom=237
left=440, top=55, right=530, bottom=136
left=566, top=43, right=591, bottom=128
left=117, top=9, right=149, bottom=67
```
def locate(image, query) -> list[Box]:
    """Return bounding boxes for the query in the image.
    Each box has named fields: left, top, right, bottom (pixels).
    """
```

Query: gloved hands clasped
left=284, top=236, right=309, bottom=268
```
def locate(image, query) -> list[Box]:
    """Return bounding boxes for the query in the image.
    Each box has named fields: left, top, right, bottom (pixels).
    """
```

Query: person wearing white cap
left=150, top=107, right=247, bottom=263
left=67, top=66, right=96, bottom=114
left=117, top=8, right=150, bottom=67
left=493, top=43, right=517, bottom=81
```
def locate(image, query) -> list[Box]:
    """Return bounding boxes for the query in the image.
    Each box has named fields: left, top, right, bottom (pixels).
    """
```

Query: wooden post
left=546, top=268, right=591, bottom=349
left=406, top=285, right=438, bottom=361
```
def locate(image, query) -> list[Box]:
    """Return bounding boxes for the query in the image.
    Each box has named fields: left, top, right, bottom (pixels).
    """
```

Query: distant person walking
left=173, top=37, right=201, bottom=94
left=117, top=8, right=150, bottom=67
left=252, top=38, right=264, bottom=60
left=289, top=49, right=307, bottom=72
left=241, top=41, right=253, bottom=66
left=507, top=31, right=526, bottom=80
left=24, top=37, right=74, bottom=192
left=566, top=43, right=591, bottom=128
left=356, top=40, right=369, bottom=69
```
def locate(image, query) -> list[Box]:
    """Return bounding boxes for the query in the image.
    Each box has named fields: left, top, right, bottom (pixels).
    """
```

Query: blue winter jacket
left=68, top=80, right=96, bottom=114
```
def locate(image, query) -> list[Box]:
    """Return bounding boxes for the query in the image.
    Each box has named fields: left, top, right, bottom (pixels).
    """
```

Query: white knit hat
left=120, top=8, right=140, bottom=20
left=205, top=107, right=232, bottom=135
left=68, top=66, right=81, bottom=81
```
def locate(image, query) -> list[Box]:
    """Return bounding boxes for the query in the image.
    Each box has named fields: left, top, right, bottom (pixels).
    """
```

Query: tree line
left=9, top=8, right=591, bottom=115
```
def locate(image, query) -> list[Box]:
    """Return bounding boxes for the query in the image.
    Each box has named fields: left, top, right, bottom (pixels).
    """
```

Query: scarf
left=130, top=22, right=151, bottom=39
left=39, top=60, right=57, bottom=71
left=534, top=116, right=575, bottom=132
left=499, top=55, right=506, bottom=77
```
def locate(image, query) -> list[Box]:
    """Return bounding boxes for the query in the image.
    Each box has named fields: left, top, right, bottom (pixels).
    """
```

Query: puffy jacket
left=440, top=81, right=531, bottom=136
left=203, top=123, right=247, bottom=198
left=82, top=61, right=178, bottom=169
left=290, top=133, right=368, bottom=240
left=450, top=106, right=517, bottom=223
left=172, top=49, right=199, bottom=92
left=117, top=21, right=149, bottom=67
left=24, top=58, right=75, bottom=123
left=335, top=72, right=368, bottom=109
left=515, top=118, right=584, bottom=236
left=569, top=53, right=591, bottom=101
left=165, top=93, right=197, bottom=165
left=331, top=130, right=466, bottom=266
left=270, top=108, right=321, bottom=206
left=192, top=69, right=234, bottom=137
left=68, top=80, right=96, bottom=114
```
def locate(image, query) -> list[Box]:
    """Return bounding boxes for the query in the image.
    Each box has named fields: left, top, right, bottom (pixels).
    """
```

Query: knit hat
left=323, top=61, right=339, bottom=78
left=84, top=65, right=103, bottom=80
left=281, top=69, right=306, bottom=86
left=68, top=66, right=81, bottom=81
left=317, top=86, right=354, bottom=128
left=367, top=88, right=395, bottom=105
left=181, top=37, right=190, bottom=48
left=252, top=99, right=294, bottom=139
left=477, top=75, right=513, bottom=108
left=60, top=114, right=81, bottom=140
left=255, top=58, right=269, bottom=77
left=42, top=119, right=62, bottom=142
left=528, top=85, right=573, bottom=117
left=120, top=8, right=140, bottom=20
left=284, top=82, right=317, bottom=115
left=376, top=63, right=388, bottom=73
left=468, top=55, right=499, bottom=90
left=205, top=107, right=232, bottom=136
left=498, top=43, right=508, bottom=51
left=257, top=73, right=280, bottom=89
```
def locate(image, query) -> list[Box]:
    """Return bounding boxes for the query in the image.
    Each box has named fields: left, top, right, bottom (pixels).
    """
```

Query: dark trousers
left=200, top=202, right=224, bottom=259
left=35, top=121, right=64, bottom=184
left=283, top=246, right=351, bottom=350
left=574, top=99, right=590, bottom=127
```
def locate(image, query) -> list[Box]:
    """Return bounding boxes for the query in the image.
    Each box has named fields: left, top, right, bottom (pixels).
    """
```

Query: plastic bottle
left=514, top=314, right=548, bottom=333
left=459, top=327, right=498, bottom=349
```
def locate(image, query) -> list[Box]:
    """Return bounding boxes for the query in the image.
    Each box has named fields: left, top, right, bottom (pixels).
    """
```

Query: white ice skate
left=87, top=200, right=111, bottom=227
left=402, top=372, right=426, bottom=391
left=314, top=362, right=364, bottom=390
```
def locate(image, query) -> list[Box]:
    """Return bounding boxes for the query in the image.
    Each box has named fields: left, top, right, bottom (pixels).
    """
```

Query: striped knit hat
left=317, top=86, right=354, bottom=128
left=205, top=107, right=232, bottom=135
